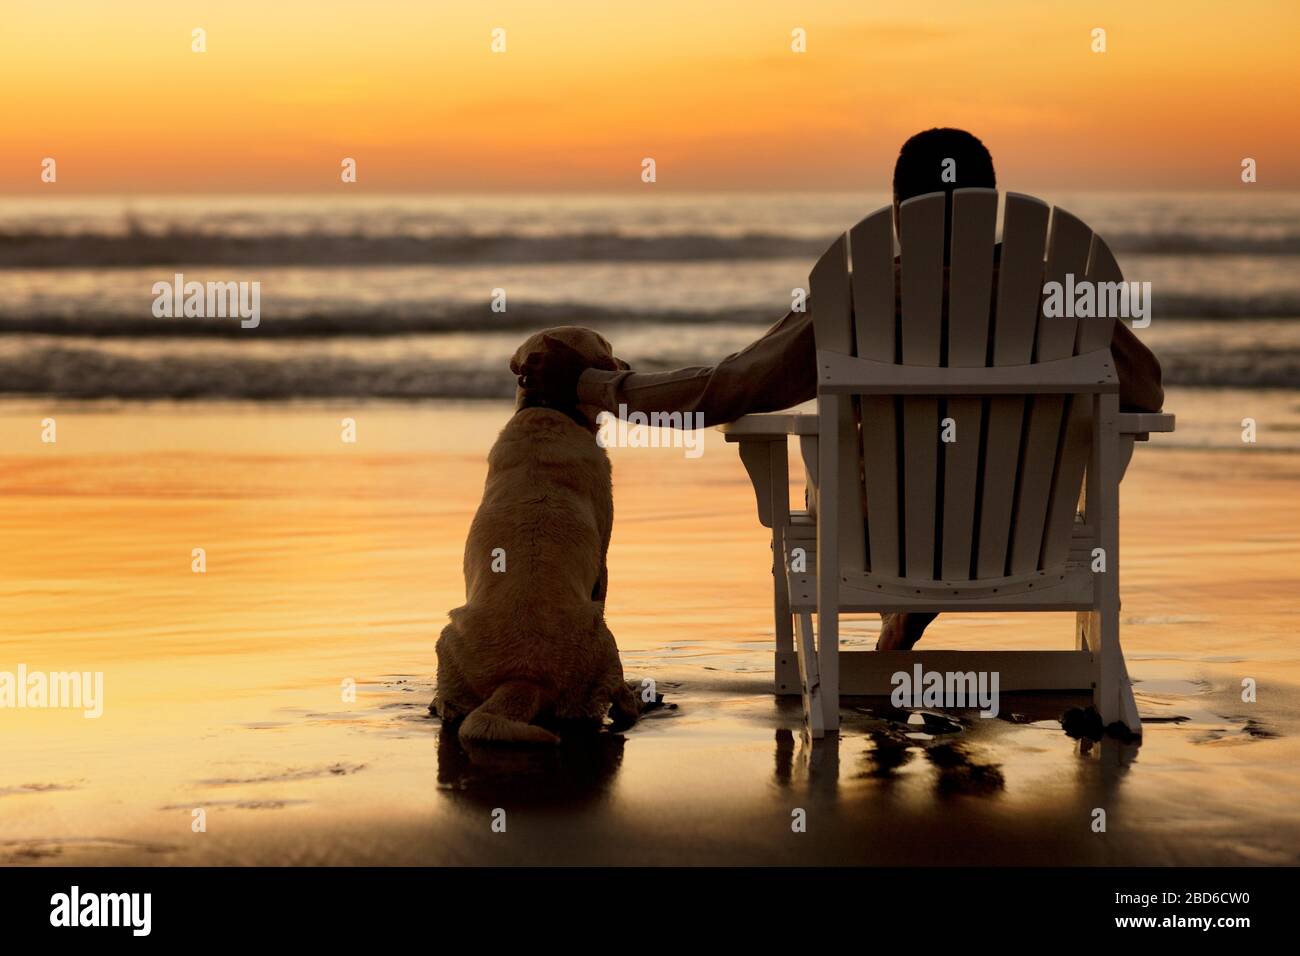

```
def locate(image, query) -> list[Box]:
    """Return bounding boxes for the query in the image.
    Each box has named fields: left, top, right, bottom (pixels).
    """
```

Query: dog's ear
left=578, top=334, right=625, bottom=372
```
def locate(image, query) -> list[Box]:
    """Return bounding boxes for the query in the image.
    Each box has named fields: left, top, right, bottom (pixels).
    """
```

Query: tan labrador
left=432, top=327, right=641, bottom=744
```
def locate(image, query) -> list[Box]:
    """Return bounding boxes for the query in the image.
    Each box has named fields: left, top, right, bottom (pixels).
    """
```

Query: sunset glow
left=2, top=0, right=1297, bottom=192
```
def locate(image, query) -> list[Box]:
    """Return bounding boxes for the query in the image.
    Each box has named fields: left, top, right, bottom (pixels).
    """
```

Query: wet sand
left=1, top=394, right=1298, bottom=865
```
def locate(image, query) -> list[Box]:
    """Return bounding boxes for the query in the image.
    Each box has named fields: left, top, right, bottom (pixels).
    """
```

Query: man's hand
left=514, top=336, right=592, bottom=406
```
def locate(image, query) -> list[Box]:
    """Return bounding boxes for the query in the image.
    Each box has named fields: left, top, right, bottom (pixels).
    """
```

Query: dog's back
left=434, top=406, right=626, bottom=744
left=464, top=408, right=611, bottom=611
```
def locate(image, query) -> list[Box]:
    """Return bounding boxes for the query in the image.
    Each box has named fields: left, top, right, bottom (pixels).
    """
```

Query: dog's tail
left=459, top=681, right=560, bottom=745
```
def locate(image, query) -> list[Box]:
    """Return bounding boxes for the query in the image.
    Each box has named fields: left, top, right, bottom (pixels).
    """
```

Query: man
left=519, top=129, right=1165, bottom=651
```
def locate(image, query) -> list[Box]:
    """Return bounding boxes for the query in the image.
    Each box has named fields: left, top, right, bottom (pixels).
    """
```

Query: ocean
left=1, top=191, right=1297, bottom=446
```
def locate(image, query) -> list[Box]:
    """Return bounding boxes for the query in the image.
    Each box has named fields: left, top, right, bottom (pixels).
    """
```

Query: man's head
left=892, top=128, right=996, bottom=237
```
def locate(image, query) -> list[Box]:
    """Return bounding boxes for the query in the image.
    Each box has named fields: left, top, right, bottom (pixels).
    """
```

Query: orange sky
left=1, top=0, right=1297, bottom=192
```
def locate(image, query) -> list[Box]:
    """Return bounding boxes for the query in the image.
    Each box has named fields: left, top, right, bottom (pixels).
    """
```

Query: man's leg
left=876, top=612, right=937, bottom=651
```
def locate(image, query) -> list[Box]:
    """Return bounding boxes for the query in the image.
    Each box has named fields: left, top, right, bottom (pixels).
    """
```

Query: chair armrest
left=727, top=432, right=793, bottom=529
left=719, top=413, right=818, bottom=441
left=721, top=415, right=814, bottom=528
left=1117, top=412, right=1175, bottom=441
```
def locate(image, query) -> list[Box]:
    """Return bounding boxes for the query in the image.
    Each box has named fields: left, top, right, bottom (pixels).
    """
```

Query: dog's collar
left=516, top=396, right=593, bottom=431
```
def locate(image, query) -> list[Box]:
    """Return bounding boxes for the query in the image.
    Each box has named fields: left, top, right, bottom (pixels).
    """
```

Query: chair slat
left=1008, top=208, right=1093, bottom=573
left=850, top=208, right=900, bottom=576
left=976, top=194, right=1048, bottom=578
left=811, top=234, right=866, bottom=573
left=850, top=208, right=896, bottom=361
left=1037, top=209, right=1092, bottom=361
left=812, top=233, right=855, bottom=353
left=1076, top=235, right=1122, bottom=354
left=946, top=189, right=998, bottom=364
left=941, top=189, right=997, bottom=579
left=1040, top=234, right=1120, bottom=567
left=898, top=194, right=945, bottom=578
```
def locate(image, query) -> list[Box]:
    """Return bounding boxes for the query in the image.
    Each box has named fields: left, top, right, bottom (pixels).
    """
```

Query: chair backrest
left=810, top=189, right=1120, bottom=583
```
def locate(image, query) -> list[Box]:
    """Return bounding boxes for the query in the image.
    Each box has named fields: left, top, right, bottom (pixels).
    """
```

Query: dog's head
left=510, top=326, right=628, bottom=428
left=509, top=326, right=627, bottom=376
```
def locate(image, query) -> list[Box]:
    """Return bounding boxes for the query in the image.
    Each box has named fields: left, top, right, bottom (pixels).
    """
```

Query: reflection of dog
left=433, top=327, right=640, bottom=744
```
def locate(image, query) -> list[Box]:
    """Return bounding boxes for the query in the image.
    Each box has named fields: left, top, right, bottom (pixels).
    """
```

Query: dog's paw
left=621, top=679, right=668, bottom=713
left=430, top=696, right=470, bottom=724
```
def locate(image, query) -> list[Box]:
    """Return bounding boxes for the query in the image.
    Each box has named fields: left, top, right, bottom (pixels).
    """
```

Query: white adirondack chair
left=722, top=189, right=1174, bottom=738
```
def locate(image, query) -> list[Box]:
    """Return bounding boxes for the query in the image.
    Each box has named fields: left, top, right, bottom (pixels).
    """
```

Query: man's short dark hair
left=893, top=128, right=996, bottom=205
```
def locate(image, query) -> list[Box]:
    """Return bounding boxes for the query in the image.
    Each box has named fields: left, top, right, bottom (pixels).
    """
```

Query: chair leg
left=773, top=532, right=798, bottom=696
left=767, top=442, right=797, bottom=696
left=816, top=608, right=839, bottom=732
left=814, top=394, right=840, bottom=734
left=1091, top=392, right=1140, bottom=735
left=795, top=611, right=824, bottom=738
left=1095, top=599, right=1140, bottom=734
left=1084, top=572, right=1140, bottom=732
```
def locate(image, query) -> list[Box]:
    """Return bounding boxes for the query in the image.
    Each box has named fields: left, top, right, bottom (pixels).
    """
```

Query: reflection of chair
left=723, top=190, right=1174, bottom=738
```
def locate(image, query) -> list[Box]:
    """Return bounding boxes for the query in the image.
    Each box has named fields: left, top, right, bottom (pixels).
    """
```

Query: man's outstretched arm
left=519, top=306, right=1164, bottom=419
left=523, top=308, right=818, bottom=428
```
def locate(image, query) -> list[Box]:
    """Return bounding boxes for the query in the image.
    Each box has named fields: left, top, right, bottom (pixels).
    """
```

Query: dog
left=432, top=326, right=641, bottom=744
